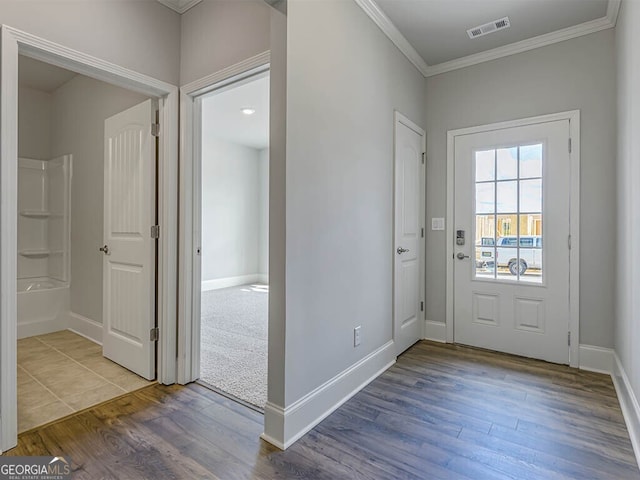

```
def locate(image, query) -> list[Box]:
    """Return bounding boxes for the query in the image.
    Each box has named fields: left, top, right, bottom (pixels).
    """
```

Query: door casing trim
left=445, top=110, right=580, bottom=367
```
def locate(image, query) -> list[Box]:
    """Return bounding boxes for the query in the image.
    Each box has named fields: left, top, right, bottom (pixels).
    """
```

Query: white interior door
left=102, top=99, right=157, bottom=380
left=394, top=114, right=425, bottom=355
left=454, top=120, right=570, bottom=364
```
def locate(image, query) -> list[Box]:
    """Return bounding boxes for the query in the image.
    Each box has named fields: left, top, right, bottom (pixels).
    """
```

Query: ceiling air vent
left=467, top=17, right=511, bottom=39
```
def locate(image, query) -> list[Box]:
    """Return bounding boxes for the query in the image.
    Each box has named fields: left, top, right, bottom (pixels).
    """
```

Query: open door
left=102, top=99, right=157, bottom=380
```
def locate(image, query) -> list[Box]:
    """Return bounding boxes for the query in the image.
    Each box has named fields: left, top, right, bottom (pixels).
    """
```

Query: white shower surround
left=17, top=155, right=72, bottom=338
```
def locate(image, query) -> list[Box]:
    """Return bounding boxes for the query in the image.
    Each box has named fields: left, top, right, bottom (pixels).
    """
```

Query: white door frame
left=177, top=52, right=270, bottom=384
left=393, top=111, right=426, bottom=349
left=0, top=25, right=179, bottom=451
left=445, top=110, right=580, bottom=367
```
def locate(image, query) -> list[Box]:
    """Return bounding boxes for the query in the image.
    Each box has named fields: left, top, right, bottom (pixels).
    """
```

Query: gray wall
left=18, top=87, right=52, bottom=160
left=180, top=0, right=271, bottom=85
left=201, top=138, right=266, bottom=282
left=51, top=75, right=147, bottom=323
left=0, top=1, right=180, bottom=85
left=258, top=148, right=269, bottom=277
left=615, top=0, right=640, bottom=408
left=425, top=29, right=616, bottom=348
left=284, top=0, right=426, bottom=404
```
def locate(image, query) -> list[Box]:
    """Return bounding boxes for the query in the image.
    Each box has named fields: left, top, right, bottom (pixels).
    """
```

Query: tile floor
left=17, top=330, right=154, bottom=433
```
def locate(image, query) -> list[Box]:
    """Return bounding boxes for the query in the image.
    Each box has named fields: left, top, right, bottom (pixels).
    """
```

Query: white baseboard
left=201, top=274, right=262, bottom=291
left=578, top=344, right=614, bottom=374
left=262, top=340, right=396, bottom=450
left=424, top=320, right=446, bottom=343
left=67, top=312, right=103, bottom=345
left=612, top=353, right=640, bottom=465
left=17, top=316, right=67, bottom=339
left=257, top=273, right=269, bottom=284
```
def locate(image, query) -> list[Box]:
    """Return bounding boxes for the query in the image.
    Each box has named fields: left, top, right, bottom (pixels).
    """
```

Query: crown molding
left=157, top=0, right=202, bottom=14
left=353, top=0, right=429, bottom=76
left=355, top=0, right=621, bottom=79
left=606, top=0, right=622, bottom=26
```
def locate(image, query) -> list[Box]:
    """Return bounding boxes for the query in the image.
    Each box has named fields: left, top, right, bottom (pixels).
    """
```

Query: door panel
left=394, top=117, right=424, bottom=355
left=454, top=120, right=570, bottom=364
left=103, top=99, right=157, bottom=380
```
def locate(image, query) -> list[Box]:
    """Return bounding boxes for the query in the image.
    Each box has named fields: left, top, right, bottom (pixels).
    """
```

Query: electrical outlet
left=354, top=326, right=361, bottom=347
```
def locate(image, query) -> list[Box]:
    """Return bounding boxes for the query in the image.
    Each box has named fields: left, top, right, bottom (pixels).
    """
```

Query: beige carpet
left=200, top=284, right=268, bottom=409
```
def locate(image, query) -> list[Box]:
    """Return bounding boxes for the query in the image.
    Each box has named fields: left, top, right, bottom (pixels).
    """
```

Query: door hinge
left=150, top=327, right=159, bottom=342
left=151, top=123, right=160, bottom=137
left=567, top=331, right=571, bottom=346
left=420, top=301, right=424, bottom=312
left=568, top=138, right=572, bottom=153
left=151, top=225, right=160, bottom=239
left=421, top=227, right=424, bottom=238
left=568, top=234, right=571, bottom=250
left=422, top=152, right=425, bottom=164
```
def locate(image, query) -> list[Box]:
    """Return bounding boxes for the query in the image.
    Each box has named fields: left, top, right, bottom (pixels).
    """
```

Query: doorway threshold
left=196, top=380, right=264, bottom=414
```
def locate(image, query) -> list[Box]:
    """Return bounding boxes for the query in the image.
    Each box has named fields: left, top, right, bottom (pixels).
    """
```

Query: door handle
left=397, top=247, right=410, bottom=255
left=456, top=252, right=470, bottom=260
left=99, top=245, right=110, bottom=255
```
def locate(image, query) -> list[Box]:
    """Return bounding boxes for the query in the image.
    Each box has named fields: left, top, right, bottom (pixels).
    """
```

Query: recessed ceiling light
left=241, top=107, right=256, bottom=115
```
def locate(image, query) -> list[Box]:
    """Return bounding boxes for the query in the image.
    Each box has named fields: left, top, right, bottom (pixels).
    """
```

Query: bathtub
left=17, top=277, right=69, bottom=339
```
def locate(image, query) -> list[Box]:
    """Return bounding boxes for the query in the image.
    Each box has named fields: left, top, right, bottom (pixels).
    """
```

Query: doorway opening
left=196, top=72, right=270, bottom=410
left=16, top=55, right=157, bottom=433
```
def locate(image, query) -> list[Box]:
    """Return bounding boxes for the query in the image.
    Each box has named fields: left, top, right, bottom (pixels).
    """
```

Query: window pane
left=496, top=245, right=518, bottom=282
left=475, top=150, right=495, bottom=182
left=497, top=147, right=518, bottom=180
left=476, top=182, right=495, bottom=214
left=520, top=144, right=542, bottom=178
left=475, top=214, right=495, bottom=246
left=519, top=239, right=543, bottom=283
left=520, top=179, right=542, bottom=212
left=519, top=213, right=542, bottom=237
left=496, top=181, right=517, bottom=213
left=474, top=215, right=495, bottom=280
left=496, top=214, right=516, bottom=238
left=475, top=246, right=495, bottom=279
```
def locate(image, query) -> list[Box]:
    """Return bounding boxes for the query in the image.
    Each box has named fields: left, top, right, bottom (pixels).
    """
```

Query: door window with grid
left=474, top=144, right=543, bottom=283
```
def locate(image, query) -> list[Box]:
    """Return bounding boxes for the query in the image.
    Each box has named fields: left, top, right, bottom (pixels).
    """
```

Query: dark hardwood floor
left=6, top=341, right=639, bottom=479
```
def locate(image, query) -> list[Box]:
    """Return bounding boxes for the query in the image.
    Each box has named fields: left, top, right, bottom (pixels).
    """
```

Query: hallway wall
left=614, top=0, right=640, bottom=439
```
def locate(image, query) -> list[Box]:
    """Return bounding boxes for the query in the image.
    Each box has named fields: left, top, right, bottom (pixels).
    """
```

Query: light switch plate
left=432, top=218, right=445, bottom=231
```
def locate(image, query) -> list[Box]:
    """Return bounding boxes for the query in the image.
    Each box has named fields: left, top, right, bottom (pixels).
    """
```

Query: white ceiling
left=357, top=0, right=619, bottom=76
left=201, top=74, right=270, bottom=150
left=19, top=56, right=76, bottom=93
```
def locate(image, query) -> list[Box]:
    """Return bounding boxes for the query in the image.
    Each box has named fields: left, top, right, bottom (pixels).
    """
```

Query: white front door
left=394, top=114, right=425, bottom=355
left=454, top=119, right=571, bottom=364
left=102, top=99, right=157, bottom=380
